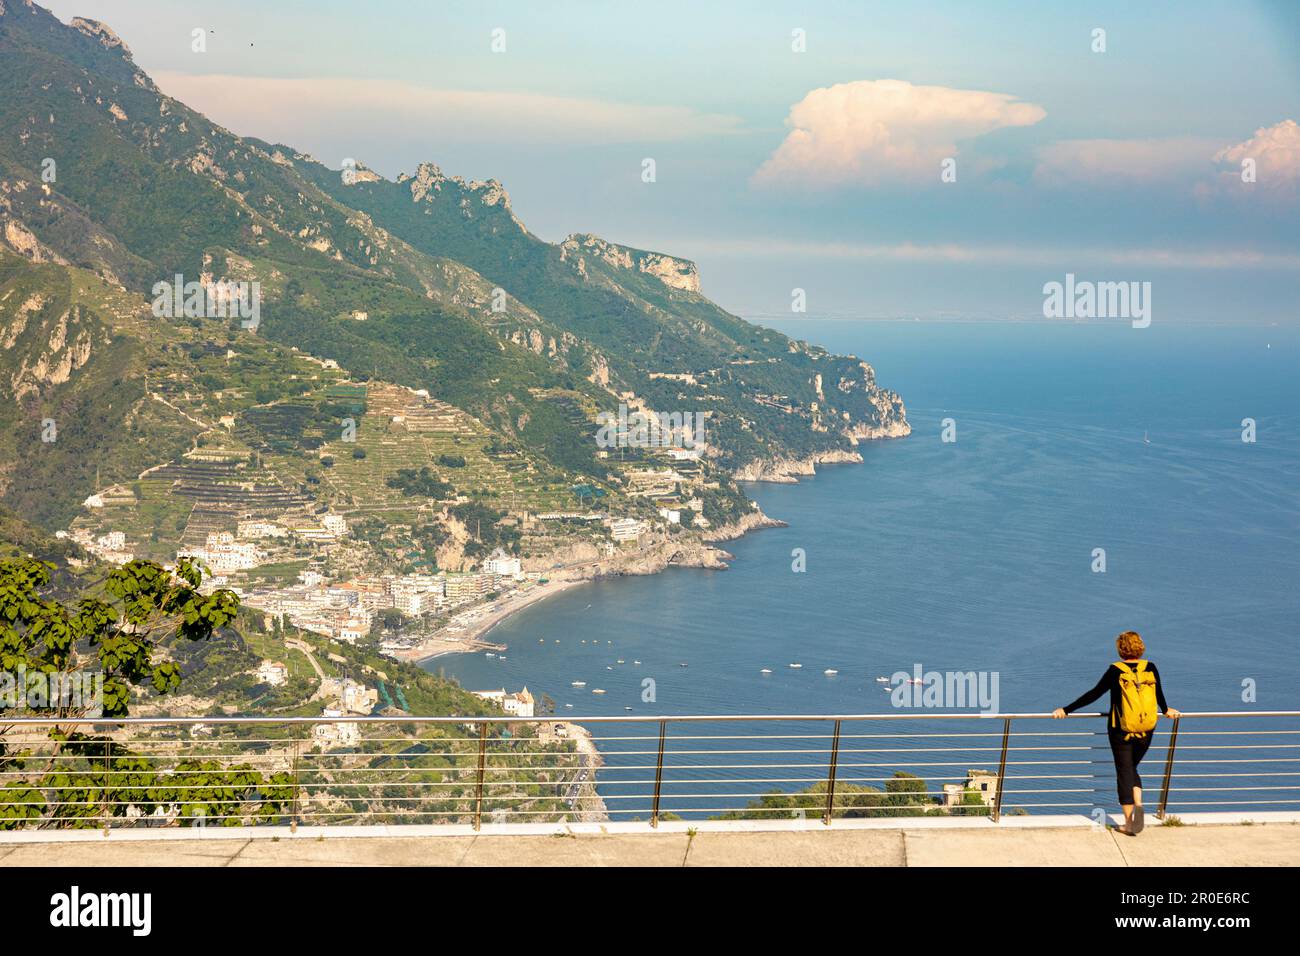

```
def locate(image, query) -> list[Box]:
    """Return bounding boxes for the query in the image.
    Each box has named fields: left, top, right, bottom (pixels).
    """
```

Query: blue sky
left=47, top=1, right=1300, bottom=322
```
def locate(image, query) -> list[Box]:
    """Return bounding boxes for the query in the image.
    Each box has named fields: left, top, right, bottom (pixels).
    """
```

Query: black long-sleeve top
left=1062, top=661, right=1170, bottom=723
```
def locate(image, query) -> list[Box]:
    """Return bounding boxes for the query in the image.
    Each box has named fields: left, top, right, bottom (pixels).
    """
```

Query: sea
left=425, top=319, right=1300, bottom=818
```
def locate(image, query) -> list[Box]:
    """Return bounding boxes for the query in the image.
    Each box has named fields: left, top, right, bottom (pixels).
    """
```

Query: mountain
left=0, top=0, right=908, bottom=567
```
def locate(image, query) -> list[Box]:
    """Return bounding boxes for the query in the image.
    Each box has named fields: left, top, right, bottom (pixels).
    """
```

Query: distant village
left=62, top=504, right=661, bottom=743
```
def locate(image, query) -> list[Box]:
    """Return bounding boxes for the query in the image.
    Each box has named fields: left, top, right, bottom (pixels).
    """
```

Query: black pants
left=1109, top=728, right=1153, bottom=804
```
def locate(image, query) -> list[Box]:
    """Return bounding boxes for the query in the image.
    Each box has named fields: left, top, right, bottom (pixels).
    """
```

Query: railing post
left=650, top=720, right=666, bottom=828
left=289, top=737, right=301, bottom=832
left=473, top=720, right=489, bottom=831
left=822, top=719, right=842, bottom=825
left=991, top=717, right=1011, bottom=822
left=101, top=737, right=111, bottom=834
left=1157, top=715, right=1180, bottom=820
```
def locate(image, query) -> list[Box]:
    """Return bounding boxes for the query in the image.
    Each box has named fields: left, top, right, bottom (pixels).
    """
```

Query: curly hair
left=1116, top=630, right=1145, bottom=660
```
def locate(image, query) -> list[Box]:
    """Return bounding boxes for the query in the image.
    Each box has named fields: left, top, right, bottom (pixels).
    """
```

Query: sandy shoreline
left=396, top=578, right=589, bottom=665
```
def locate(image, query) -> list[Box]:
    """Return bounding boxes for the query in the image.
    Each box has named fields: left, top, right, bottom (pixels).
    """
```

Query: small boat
left=498, top=656, right=507, bottom=661
left=824, top=669, right=838, bottom=676
left=875, top=676, right=889, bottom=683
left=591, top=688, right=606, bottom=695
left=1143, top=431, right=1151, bottom=445
left=789, top=663, right=803, bottom=669
left=633, top=660, right=641, bottom=665
left=554, top=640, right=561, bottom=644
left=538, top=638, right=544, bottom=643
left=616, top=659, right=625, bottom=664
left=606, top=666, right=612, bottom=670
left=624, top=706, right=633, bottom=711
left=564, top=703, right=573, bottom=708
left=908, top=678, right=923, bottom=685
left=882, top=685, right=892, bottom=692
left=485, top=652, right=495, bottom=658
left=571, top=681, right=586, bottom=687
left=678, top=662, right=688, bottom=668
left=760, top=668, right=773, bottom=674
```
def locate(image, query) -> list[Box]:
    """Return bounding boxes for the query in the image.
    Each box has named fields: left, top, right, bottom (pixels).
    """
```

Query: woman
left=1052, top=630, right=1180, bottom=835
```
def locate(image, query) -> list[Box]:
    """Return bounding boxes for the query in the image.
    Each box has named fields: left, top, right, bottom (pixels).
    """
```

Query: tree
left=0, top=557, right=240, bottom=719
left=0, top=558, right=291, bottom=829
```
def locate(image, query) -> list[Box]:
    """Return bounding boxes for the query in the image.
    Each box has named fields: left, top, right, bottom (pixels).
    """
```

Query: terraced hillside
left=0, top=0, right=908, bottom=567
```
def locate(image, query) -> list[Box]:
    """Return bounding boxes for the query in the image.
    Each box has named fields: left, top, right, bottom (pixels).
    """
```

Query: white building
left=312, top=708, right=361, bottom=748
left=320, top=678, right=378, bottom=715
left=98, top=531, right=126, bottom=551
left=608, top=517, right=646, bottom=543
left=483, top=550, right=522, bottom=579
left=657, top=508, right=681, bottom=525
left=256, top=660, right=289, bottom=687
left=472, top=687, right=535, bottom=718
left=185, top=531, right=262, bottom=572
left=237, top=520, right=287, bottom=539
left=337, top=617, right=371, bottom=643
left=322, top=514, right=349, bottom=536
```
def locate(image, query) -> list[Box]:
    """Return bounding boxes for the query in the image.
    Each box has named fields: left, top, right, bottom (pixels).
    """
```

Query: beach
left=396, top=578, right=590, bottom=664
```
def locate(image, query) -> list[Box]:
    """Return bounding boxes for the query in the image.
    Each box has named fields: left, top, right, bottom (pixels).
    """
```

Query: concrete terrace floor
left=2, top=817, right=1298, bottom=866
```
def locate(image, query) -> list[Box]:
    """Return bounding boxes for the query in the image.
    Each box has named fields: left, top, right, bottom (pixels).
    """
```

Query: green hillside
left=0, top=0, right=908, bottom=564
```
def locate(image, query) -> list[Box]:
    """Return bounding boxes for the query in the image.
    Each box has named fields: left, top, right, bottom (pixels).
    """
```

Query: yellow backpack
left=1114, top=660, right=1159, bottom=738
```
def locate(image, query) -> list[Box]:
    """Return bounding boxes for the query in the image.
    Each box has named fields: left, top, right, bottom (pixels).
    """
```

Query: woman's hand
left=1165, top=708, right=1181, bottom=719
left=1051, top=707, right=1066, bottom=719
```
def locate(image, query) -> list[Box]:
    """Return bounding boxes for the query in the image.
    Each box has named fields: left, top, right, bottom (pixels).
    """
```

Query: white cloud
left=1034, top=122, right=1299, bottom=203
left=753, top=79, right=1045, bottom=188
left=1206, top=119, right=1300, bottom=201
left=1033, top=137, right=1220, bottom=186
left=153, top=73, right=744, bottom=147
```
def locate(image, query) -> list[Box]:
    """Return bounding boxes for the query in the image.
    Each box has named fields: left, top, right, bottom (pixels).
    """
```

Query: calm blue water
left=428, top=320, right=1300, bottom=816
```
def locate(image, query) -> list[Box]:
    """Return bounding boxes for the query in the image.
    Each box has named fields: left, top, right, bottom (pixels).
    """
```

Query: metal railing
left=0, top=711, right=1296, bottom=831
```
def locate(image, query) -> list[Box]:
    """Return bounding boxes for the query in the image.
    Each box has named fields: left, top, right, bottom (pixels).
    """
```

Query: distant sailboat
left=1143, top=431, right=1151, bottom=445
left=760, top=668, right=773, bottom=674
left=824, top=669, right=838, bottom=676
left=789, top=663, right=803, bottom=669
